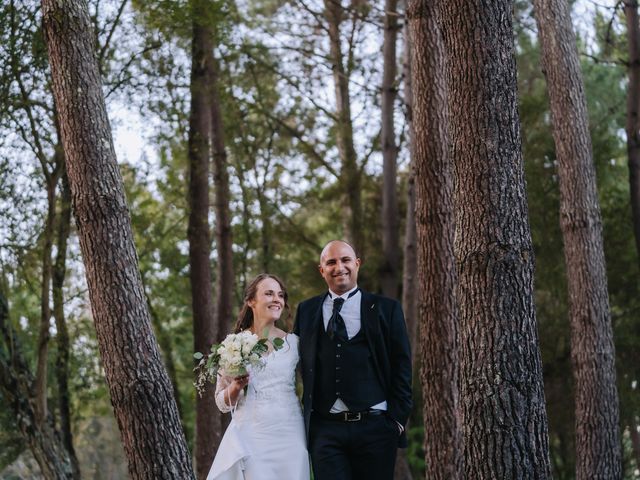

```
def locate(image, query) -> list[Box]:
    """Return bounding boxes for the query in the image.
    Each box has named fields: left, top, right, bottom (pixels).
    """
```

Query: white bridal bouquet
left=194, top=330, right=284, bottom=396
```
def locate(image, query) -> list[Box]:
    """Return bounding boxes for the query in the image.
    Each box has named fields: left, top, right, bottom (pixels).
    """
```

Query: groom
left=293, top=240, right=412, bottom=480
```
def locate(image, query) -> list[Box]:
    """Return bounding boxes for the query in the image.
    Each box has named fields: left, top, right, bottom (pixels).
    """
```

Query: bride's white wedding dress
left=206, top=334, right=310, bottom=480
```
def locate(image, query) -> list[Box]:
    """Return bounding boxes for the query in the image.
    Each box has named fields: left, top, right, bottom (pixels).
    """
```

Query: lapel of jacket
left=360, top=290, right=380, bottom=354
left=361, top=291, right=386, bottom=389
left=303, top=294, right=325, bottom=368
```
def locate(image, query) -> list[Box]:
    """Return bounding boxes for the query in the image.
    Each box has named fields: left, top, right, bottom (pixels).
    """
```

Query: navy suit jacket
left=293, top=290, right=412, bottom=447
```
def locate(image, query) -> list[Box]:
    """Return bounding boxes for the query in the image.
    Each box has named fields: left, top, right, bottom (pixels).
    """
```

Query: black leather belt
left=313, top=409, right=385, bottom=422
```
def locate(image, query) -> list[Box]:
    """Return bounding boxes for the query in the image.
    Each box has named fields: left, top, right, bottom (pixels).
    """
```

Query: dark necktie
left=327, top=289, right=358, bottom=341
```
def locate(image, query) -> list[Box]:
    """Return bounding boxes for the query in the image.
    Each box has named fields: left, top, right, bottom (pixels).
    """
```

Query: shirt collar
left=328, top=285, right=359, bottom=301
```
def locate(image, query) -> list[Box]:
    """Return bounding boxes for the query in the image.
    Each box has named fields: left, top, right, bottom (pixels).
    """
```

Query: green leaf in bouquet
left=254, top=338, right=269, bottom=355
left=272, top=337, right=285, bottom=350
left=193, top=352, right=204, bottom=360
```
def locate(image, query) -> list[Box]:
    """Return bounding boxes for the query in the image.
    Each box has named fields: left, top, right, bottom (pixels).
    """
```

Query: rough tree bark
left=625, top=0, right=640, bottom=265
left=533, top=1, right=622, bottom=477
left=42, top=1, right=195, bottom=478
left=143, top=280, right=183, bottom=421
left=407, top=1, right=462, bottom=478
left=0, top=292, right=73, bottom=479
left=323, top=0, right=364, bottom=254
left=381, top=0, right=401, bottom=299
left=186, top=4, right=221, bottom=478
left=52, top=167, right=81, bottom=479
left=436, top=0, right=553, bottom=477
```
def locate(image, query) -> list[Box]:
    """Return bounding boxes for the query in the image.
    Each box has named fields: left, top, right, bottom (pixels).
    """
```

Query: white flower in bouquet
left=194, top=329, right=284, bottom=396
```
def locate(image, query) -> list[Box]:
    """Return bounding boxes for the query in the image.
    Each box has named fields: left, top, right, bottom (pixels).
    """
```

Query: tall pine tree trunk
left=209, top=11, right=233, bottom=435
left=533, top=0, right=621, bottom=477
left=407, top=1, right=462, bottom=477
left=437, top=0, right=552, bottom=477
left=324, top=0, right=364, bottom=254
left=0, top=292, right=73, bottom=480
left=42, top=1, right=194, bottom=477
left=187, top=5, right=220, bottom=478
left=625, top=0, right=640, bottom=265
left=401, top=19, right=418, bottom=358
left=52, top=167, right=81, bottom=479
left=210, top=52, right=234, bottom=345
left=34, top=171, right=57, bottom=425
left=381, top=0, right=401, bottom=299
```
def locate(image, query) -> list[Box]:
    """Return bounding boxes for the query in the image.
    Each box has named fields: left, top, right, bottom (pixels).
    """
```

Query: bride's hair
left=233, top=273, right=291, bottom=333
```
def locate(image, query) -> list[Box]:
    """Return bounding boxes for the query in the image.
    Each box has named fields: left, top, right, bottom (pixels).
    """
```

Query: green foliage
left=1, top=0, right=639, bottom=477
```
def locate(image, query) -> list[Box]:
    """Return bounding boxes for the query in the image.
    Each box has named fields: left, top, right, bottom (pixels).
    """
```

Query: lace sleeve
left=214, top=374, right=232, bottom=412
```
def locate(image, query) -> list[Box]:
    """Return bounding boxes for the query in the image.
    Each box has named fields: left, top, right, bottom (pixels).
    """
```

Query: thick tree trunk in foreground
left=324, top=0, right=364, bottom=254
left=52, top=169, right=81, bottom=479
left=187, top=6, right=220, bottom=478
left=381, top=0, right=401, bottom=299
left=437, top=1, right=552, bottom=477
left=407, top=1, right=462, bottom=478
left=42, top=1, right=194, bottom=478
left=0, top=292, right=73, bottom=479
left=143, top=282, right=183, bottom=421
left=533, top=1, right=621, bottom=477
left=625, top=0, right=640, bottom=266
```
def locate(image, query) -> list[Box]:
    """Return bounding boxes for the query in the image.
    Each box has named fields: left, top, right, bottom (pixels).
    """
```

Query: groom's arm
left=292, top=303, right=302, bottom=336
left=386, top=300, right=413, bottom=429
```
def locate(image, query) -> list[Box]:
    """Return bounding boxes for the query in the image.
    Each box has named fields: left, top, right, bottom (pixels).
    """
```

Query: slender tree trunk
left=407, top=2, right=462, bottom=478
left=381, top=0, right=401, bottom=299
left=533, top=1, right=622, bottom=477
left=210, top=25, right=233, bottom=417
left=437, top=0, right=553, bottom=477
left=395, top=20, right=417, bottom=480
left=0, top=292, right=74, bottom=479
left=42, top=1, right=194, bottom=478
left=401, top=20, right=418, bottom=359
left=323, top=0, right=364, bottom=255
left=34, top=173, right=57, bottom=425
left=52, top=167, right=81, bottom=479
left=625, top=0, right=640, bottom=265
left=186, top=6, right=220, bottom=478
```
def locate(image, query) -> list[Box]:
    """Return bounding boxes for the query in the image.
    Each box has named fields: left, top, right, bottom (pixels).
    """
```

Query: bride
left=207, top=274, right=310, bottom=480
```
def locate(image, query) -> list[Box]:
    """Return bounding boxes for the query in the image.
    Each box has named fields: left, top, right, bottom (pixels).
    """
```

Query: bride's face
left=248, top=278, right=285, bottom=324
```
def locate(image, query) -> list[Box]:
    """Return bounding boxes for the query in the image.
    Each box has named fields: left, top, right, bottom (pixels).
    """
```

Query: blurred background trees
left=1, top=0, right=639, bottom=478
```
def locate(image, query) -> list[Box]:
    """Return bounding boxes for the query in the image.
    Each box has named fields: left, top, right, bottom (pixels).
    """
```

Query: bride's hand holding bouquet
left=194, top=329, right=284, bottom=396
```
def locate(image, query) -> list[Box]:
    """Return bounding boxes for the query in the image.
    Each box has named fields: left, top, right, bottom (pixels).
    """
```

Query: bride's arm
left=214, top=374, right=248, bottom=412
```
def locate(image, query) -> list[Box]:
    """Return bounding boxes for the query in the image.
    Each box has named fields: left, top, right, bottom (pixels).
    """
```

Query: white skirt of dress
left=206, top=413, right=309, bottom=480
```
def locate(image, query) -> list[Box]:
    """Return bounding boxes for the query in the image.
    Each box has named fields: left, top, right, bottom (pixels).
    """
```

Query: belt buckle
left=345, top=412, right=361, bottom=422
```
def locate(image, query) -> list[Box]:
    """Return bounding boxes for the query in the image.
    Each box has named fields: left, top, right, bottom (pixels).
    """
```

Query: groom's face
left=318, top=241, right=360, bottom=295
